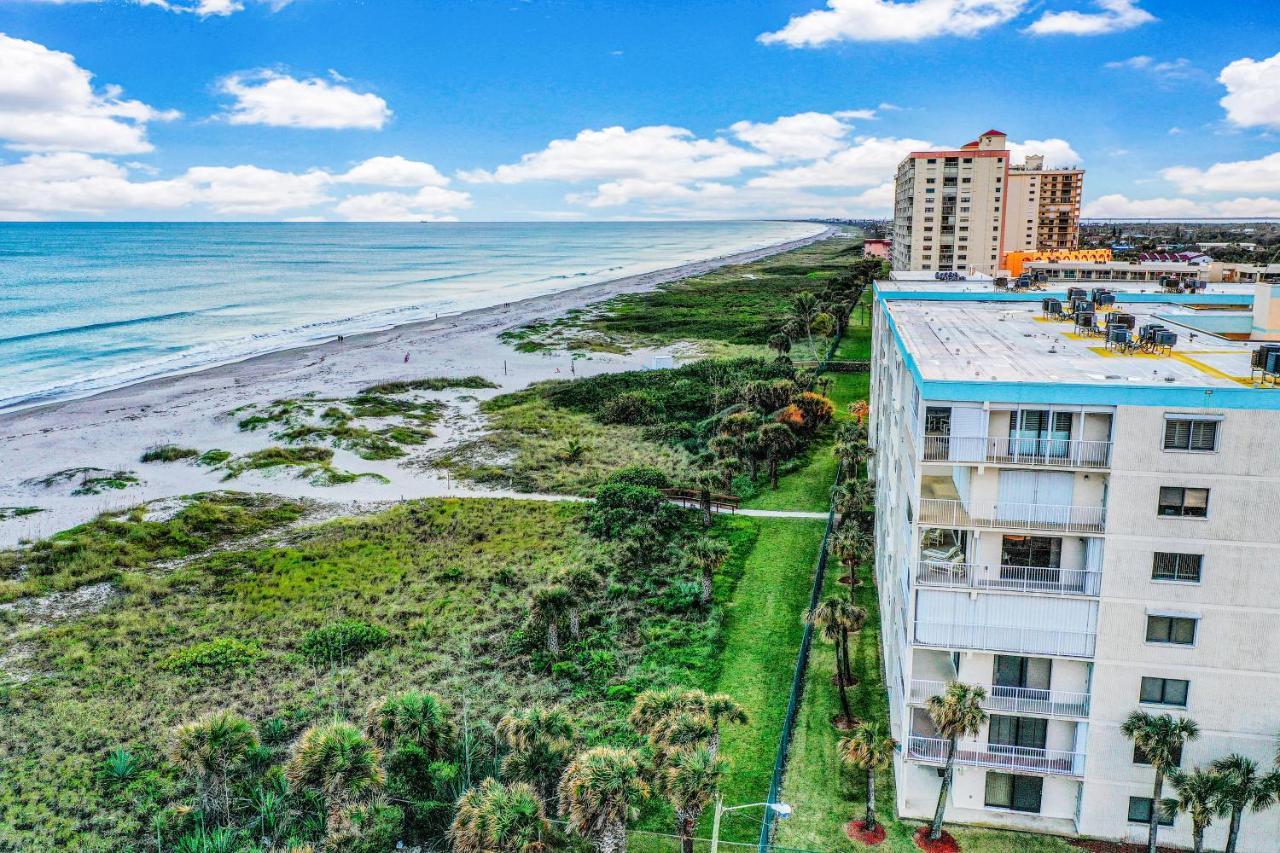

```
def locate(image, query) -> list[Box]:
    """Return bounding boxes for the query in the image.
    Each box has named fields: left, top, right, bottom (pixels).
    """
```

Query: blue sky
left=1, top=0, right=1278, bottom=221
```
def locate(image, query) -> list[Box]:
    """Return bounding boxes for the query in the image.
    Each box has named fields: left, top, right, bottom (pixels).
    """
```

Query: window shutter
left=1164, top=419, right=1190, bottom=449
left=1189, top=421, right=1217, bottom=451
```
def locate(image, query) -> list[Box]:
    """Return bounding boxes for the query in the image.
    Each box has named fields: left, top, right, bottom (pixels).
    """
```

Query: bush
left=139, top=445, right=198, bottom=463
left=600, top=391, right=662, bottom=425
left=301, top=620, right=389, bottom=665
left=655, top=580, right=701, bottom=614
left=607, top=466, right=672, bottom=489
left=161, top=638, right=262, bottom=673
left=586, top=483, right=679, bottom=540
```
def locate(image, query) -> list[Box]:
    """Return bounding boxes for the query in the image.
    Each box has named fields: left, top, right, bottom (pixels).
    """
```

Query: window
left=1158, top=487, right=1209, bottom=517
left=1134, top=742, right=1182, bottom=767
left=1128, top=797, right=1175, bottom=826
left=1146, top=615, right=1197, bottom=645
left=1163, top=419, right=1218, bottom=452
left=1140, top=677, right=1189, bottom=707
left=1152, top=553, right=1202, bottom=583
left=985, top=773, right=1043, bottom=813
left=988, top=715, right=1047, bottom=750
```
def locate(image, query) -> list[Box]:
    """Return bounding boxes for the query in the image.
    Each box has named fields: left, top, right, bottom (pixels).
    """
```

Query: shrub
left=607, top=466, right=672, bottom=489
left=361, top=376, right=497, bottom=395
left=301, top=620, right=389, bottom=665
left=139, top=445, right=198, bottom=463
left=161, top=638, right=262, bottom=673
left=794, top=391, right=835, bottom=433
left=600, top=391, right=662, bottom=425
left=196, top=449, right=232, bottom=466
left=655, top=580, right=701, bottom=614
left=586, top=483, right=679, bottom=540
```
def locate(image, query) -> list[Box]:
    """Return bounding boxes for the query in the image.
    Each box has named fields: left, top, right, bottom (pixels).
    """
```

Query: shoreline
left=1, top=224, right=832, bottom=417
left=0, top=225, right=841, bottom=544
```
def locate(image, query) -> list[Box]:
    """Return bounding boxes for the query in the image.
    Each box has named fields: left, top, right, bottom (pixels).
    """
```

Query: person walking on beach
left=404, top=352, right=410, bottom=363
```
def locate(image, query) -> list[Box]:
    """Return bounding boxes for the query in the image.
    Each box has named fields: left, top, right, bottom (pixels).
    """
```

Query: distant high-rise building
left=890, top=131, right=1085, bottom=276
left=1004, top=154, right=1084, bottom=254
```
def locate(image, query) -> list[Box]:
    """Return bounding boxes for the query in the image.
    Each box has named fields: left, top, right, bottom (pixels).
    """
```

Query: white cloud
left=748, top=136, right=931, bottom=189
left=567, top=179, right=736, bottom=209
left=758, top=0, right=1026, bottom=47
left=1025, top=0, right=1155, bottom=36
left=1218, top=51, right=1280, bottom=130
left=1104, top=55, right=1197, bottom=83
left=338, top=155, right=450, bottom=187
left=333, top=187, right=472, bottom=221
left=730, top=111, right=862, bottom=160
left=461, top=125, right=771, bottom=184
left=1161, top=153, right=1280, bottom=195
left=1007, top=137, right=1081, bottom=168
left=0, top=33, right=178, bottom=154
left=179, top=165, right=333, bottom=213
left=218, top=70, right=391, bottom=130
left=0, top=152, right=194, bottom=216
left=22, top=0, right=293, bottom=17
left=1084, top=193, right=1280, bottom=218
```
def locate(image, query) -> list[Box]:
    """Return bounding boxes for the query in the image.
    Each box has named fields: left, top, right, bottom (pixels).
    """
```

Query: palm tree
left=839, top=721, right=896, bottom=833
left=767, top=332, right=792, bottom=358
left=1121, top=711, right=1201, bottom=853
left=558, top=747, right=650, bottom=853
left=789, top=292, right=821, bottom=360
left=1211, top=753, right=1279, bottom=852
left=757, top=422, right=795, bottom=489
left=285, top=720, right=385, bottom=838
left=364, top=690, right=454, bottom=760
left=662, top=748, right=725, bottom=853
left=1164, top=767, right=1228, bottom=853
left=497, top=705, right=577, bottom=804
left=557, top=566, right=603, bottom=638
left=629, top=688, right=687, bottom=738
left=806, top=596, right=864, bottom=725
left=450, top=777, right=549, bottom=853
left=925, top=682, right=988, bottom=841
left=699, top=693, right=748, bottom=761
left=629, top=689, right=746, bottom=762
left=530, top=584, right=572, bottom=656
left=831, top=525, right=872, bottom=597
left=685, top=537, right=731, bottom=607
left=649, top=711, right=715, bottom=764
left=170, top=710, right=259, bottom=824
left=692, top=469, right=720, bottom=527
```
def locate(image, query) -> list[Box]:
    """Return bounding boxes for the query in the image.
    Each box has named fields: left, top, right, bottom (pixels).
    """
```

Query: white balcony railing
left=910, top=679, right=1090, bottom=717
left=921, top=435, right=1111, bottom=469
left=919, top=498, right=1106, bottom=535
left=906, top=736, right=1086, bottom=777
left=916, top=560, right=1101, bottom=596
left=914, top=619, right=1096, bottom=658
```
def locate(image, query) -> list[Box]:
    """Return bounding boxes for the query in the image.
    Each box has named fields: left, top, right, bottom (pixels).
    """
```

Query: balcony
left=906, top=736, right=1086, bottom=777
left=914, top=619, right=1096, bottom=658
left=919, top=498, right=1106, bottom=535
left=915, top=561, right=1101, bottom=596
left=921, top=435, right=1111, bottom=469
left=909, top=679, right=1090, bottom=717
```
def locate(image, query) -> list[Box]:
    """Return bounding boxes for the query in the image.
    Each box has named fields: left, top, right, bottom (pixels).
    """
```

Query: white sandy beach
left=0, top=226, right=836, bottom=545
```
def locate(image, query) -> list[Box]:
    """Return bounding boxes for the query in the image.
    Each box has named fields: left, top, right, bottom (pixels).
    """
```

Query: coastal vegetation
left=23, top=466, right=142, bottom=497
left=140, top=444, right=200, bottom=464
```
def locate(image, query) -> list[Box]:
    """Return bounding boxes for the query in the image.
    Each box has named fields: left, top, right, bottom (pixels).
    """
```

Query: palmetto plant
left=789, top=291, right=822, bottom=360
left=767, top=332, right=792, bottom=357
left=497, top=705, right=577, bottom=805
left=557, top=747, right=650, bottom=853
left=285, top=720, right=385, bottom=839
left=925, top=682, right=988, bottom=841
left=100, top=746, right=140, bottom=786
left=1210, top=753, right=1279, bottom=853
left=1121, top=711, right=1201, bottom=853
left=684, top=537, right=731, bottom=607
left=450, top=777, right=549, bottom=853
left=170, top=710, right=259, bottom=825
left=757, top=422, right=796, bottom=489
left=556, top=566, right=603, bottom=638
left=530, top=584, right=572, bottom=656
left=839, top=721, right=896, bottom=832
left=830, top=525, right=872, bottom=597
left=662, top=748, right=725, bottom=853
left=364, top=689, right=455, bottom=760
left=1164, top=767, right=1228, bottom=853
left=629, top=688, right=746, bottom=762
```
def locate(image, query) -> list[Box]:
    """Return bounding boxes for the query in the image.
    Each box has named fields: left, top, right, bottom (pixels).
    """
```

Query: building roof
left=884, top=297, right=1257, bottom=390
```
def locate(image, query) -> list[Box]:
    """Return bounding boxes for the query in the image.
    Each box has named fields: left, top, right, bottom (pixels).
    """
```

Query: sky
left=0, top=0, right=1278, bottom=222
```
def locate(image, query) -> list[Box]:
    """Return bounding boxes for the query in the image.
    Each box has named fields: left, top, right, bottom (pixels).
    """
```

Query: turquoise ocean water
left=0, top=221, right=822, bottom=410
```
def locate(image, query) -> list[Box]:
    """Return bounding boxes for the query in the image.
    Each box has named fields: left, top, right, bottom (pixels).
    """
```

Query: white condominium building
left=868, top=277, right=1280, bottom=850
left=1004, top=155, right=1084, bottom=254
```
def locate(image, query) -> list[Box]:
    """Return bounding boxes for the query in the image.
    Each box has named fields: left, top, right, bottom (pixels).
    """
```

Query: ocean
left=0, top=220, right=824, bottom=411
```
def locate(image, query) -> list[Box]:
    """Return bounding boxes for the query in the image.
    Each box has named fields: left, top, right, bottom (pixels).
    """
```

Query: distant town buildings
left=891, top=130, right=1084, bottom=277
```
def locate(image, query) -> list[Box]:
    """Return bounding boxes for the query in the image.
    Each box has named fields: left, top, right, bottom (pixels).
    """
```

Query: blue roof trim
left=874, top=284, right=1280, bottom=410
left=873, top=286, right=1251, bottom=307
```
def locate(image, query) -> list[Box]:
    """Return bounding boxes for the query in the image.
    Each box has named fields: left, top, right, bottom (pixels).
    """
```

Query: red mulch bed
left=845, top=820, right=886, bottom=846
left=913, top=826, right=960, bottom=853
left=831, top=713, right=859, bottom=730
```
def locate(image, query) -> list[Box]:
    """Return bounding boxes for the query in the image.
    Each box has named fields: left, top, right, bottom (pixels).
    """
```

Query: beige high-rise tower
left=890, top=131, right=1084, bottom=276
left=1004, top=154, right=1084, bottom=254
